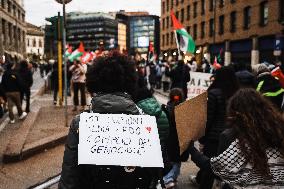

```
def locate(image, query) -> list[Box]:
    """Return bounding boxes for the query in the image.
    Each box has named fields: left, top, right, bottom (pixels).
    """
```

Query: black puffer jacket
left=1, top=70, right=23, bottom=93
left=201, top=88, right=226, bottom=143
left=59, top=93, right=160, bottom=189
left=18, top=68, right=33, bottom=90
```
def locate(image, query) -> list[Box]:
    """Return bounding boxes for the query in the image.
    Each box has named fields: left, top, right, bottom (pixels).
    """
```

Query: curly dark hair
left=227, top=88, right=284, bottom=176
left=86, top=51, right=137, bottom=96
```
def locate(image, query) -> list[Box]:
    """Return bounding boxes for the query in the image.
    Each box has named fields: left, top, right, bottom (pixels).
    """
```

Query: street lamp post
left=55, top=0, right=72, bottom=127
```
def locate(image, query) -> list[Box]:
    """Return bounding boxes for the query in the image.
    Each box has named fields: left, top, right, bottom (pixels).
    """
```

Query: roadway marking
left=32, top=175, right=61, bottom=189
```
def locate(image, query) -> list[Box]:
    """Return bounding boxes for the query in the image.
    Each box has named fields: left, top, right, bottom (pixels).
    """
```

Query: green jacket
left=136, top=97, right=169, bottom=145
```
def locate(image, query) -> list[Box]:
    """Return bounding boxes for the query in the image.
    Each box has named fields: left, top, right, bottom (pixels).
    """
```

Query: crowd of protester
left=56, top=51, right=284, bottom=189
left=0, top=57, right=33, bottom=123
left=1, top=51, right=283, bottom=188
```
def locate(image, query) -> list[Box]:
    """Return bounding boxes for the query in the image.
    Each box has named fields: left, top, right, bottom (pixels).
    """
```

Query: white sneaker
left=10, top=120, right=15, bottom=124
left=19, top=112, right=27, bottom=120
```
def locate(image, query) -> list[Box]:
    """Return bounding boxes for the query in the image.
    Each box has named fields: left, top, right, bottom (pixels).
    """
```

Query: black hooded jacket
left=59, top=93, right=160, bottom=189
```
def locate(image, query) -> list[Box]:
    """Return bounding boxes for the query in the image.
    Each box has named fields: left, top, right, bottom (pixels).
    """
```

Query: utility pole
left=55, top=0, right=72, bottom=127
left=57, top=12, right=63, bottom=106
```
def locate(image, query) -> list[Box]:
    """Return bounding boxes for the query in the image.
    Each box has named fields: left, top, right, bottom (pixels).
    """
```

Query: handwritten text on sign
left=78, top=113, right=164, bottom=168
left=187, top=72, right=212, bottom=99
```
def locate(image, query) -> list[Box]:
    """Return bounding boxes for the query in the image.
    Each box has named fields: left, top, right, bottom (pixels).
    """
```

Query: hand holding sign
left=78, top=113, right=164, bottom=168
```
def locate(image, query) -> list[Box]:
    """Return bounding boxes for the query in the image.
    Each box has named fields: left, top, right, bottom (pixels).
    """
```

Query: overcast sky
left=24, top=0, right=161, bottom=26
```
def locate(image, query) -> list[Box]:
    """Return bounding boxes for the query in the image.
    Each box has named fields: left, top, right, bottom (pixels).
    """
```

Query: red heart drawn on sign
left=146, top=127, right=152, bottom=133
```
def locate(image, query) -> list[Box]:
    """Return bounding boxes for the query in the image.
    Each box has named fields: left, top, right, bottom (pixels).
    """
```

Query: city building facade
left=116, top=11, right=160, bottom=58
left=66, top=12, right=118, bottom=51
left=161, top=0, right=284, bottom=65
left=117, top=22, right=127, bottom=53
left=0, top=0, right=26, bottom=61
left=26, top=23, right=45, bottom=60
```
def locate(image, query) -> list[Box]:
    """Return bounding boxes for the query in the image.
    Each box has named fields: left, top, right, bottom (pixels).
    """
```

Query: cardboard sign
left=175, top=92, right=207, bottom=155
left=187, top=72, right=212, bottom=99
left=78, top=113, right=164, bottom=168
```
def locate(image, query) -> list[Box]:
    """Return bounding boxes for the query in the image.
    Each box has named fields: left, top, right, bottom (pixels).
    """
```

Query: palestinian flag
left=81, top=51, right=94, bottom=64
left=213, top=56, right=222, bottom=70
left=65, top=45, right=73, bottom=57
left=69, top=42, right=85, bottom=61
left=171, top=11, right=195, bottom=54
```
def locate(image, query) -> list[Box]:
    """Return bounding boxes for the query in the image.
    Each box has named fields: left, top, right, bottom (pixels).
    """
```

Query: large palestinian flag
left=170, top=11, right=195, bottom=54
left=65, top=45, right=73, bottom=57
left=68, top=42, right=84, bottom=61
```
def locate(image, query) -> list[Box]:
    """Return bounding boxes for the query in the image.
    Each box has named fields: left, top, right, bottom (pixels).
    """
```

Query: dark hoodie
left=18, top=62, right=33, bottom=90
left=59, top=93, right=160, bottom=189
left=1, top=63, right=23, bottom=93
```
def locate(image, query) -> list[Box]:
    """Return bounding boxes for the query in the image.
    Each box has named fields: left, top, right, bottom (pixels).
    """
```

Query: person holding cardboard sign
left=188, top=88, right=284, bottom=188
left=59, top=51, right=162, bottom=189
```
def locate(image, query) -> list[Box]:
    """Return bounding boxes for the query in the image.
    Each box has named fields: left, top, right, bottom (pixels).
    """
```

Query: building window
left=209, top=18, right=214, bottom=37
left=192, top=24, right=197, bottom=40
left=176, top=11, right=179, bottom=20
left=176, top=0, right=179, bottom=6
left=187, top=5, right=190, bottom=20
left=166, top=33, right=169, bottom=45
left=181, top=0, right=184, bottom=3
left=166, top=0, right=169, bottom=12
left=7, top=0, right=11, bottom=12
left=166, top=17, right=169, bottom=28
left=201, top=22, right=205, bottom=38
left=280, top=0, right=284, bottom=23
left=171, top=0, right=174, bottom=9
left=2, top=19, right=5, bottom=35
left=244, top=6, right=251, bottom=29
left=219, top=15, right=224, bottom=35
left=18, top=10, right=20, bottom=19
left=201, top=0, right=205, bottom=15
left=162, top=18, right=165, bottom=30
left=181, top=8, right=184, bottom=22
left=187, top=26, right=191, bottom=34
left=209, top=0, right=214, bottom=11
left=230, top=11, right=236, bottom=32
left=162, top=35, right=165, bottom=46
left=8, top=23, right=11, bottom=38
left=1, top=0, right=4, bottom=8
left=39, top=40, right=42, bottom=47
left=193, top=2, right=197, bottom=18
left=162, top=1, right=165, bottom=14
left=22, top=14, right=25, bottom=21
left=260, top=1, right=268, bottom=26
left=219, top=0, right=225, bottom=8
left=33, top=38, right=36, bottom=47
left=13, top=4, right=16, bottom=16
left=171, top=32, right=174, bottom=44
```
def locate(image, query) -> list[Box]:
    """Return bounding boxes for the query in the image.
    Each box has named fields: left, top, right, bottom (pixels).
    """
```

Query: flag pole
left=174, top=30, right=182, bottom=60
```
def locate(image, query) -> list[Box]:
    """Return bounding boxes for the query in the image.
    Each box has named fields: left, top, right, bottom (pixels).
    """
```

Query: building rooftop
left=67, top=12, right=115, bottom=20
left=26, top=22, right=44, bottom=36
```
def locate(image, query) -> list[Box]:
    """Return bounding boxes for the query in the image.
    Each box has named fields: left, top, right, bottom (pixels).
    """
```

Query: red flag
left=149, top=42, right=154, bottom=53
left=81, top=51, right=94, bottom=64
left=213, top=56, right=222, bottom=70
left=78, top=42, right=85, bottom=53
left=170, top=10, right=183, bottom=30
left=271, top=67, right=284, bottom=88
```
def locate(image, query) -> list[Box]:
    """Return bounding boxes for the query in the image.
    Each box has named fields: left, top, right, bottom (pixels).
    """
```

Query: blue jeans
left=163, top=162, right=181, bottom=184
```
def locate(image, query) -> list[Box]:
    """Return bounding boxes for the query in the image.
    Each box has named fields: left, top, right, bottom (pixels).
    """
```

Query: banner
left=78, top=113, right=164, bottom=168
left=175, top=92, right=207, bottom=154
left=187, top=72, right=212, bottom=99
